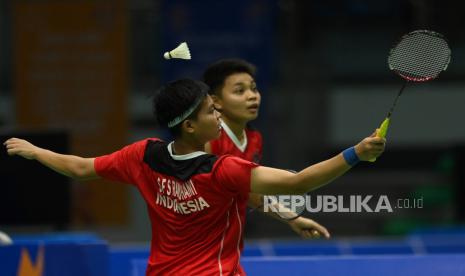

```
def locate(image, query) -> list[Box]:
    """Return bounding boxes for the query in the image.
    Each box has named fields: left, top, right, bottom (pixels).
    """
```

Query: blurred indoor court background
left=1, top=0, right=465, bottom=275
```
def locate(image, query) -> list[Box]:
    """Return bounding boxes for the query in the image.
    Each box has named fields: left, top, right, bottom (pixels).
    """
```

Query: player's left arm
left=207, top=140, right=317, bottom=233
left=208, top=138, right=328, bottom=237
left=4, top=137, right=99, bottom=181
left=248, top=193, right=330, bottom=239
left=288, top=216, right=330, bottom=239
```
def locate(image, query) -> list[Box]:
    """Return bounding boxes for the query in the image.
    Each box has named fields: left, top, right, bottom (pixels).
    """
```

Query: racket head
left=388, top=30, right=451, bottom=82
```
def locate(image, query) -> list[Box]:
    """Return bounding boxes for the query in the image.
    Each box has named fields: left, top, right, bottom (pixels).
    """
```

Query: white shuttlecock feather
left=163, top=42, right=191, bottom=60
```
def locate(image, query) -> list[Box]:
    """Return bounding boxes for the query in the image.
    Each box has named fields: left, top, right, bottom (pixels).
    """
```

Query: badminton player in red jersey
left=4, top=78, right=385, bottom=275
left=203, top=59, right=262, bottom=163
left=203, top=58, right=331, bottom=238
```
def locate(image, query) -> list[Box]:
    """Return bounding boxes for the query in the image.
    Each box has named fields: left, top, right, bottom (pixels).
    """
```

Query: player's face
left=192, top=96, right=222, bottom=143
left=215, top=73, right=261, bottom=123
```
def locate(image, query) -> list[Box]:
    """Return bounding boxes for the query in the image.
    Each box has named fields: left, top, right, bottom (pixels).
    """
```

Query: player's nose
left=246, top=89, right=258, bottom=99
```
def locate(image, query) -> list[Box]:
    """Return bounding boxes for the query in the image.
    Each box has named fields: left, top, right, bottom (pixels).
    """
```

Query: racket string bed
left=388, top=30, right=451, bottom=82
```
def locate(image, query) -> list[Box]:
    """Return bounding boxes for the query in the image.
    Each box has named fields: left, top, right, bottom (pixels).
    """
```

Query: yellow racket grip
left=369, top=118, right=390, bottom=162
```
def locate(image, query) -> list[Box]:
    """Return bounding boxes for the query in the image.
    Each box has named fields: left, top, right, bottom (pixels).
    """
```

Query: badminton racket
left=370, top=30, right=451, bottom=162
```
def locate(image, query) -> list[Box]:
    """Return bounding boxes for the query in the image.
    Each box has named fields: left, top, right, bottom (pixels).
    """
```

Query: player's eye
left=234, top=88, right=245, bottom=94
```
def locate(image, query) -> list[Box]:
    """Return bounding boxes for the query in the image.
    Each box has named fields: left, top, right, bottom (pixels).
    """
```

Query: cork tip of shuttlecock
left=163, top=52, right=171, bottom=59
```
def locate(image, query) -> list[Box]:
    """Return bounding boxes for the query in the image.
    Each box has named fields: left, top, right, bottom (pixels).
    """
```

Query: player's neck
left=221, top=117, right=246, bottom=142
left=172, top=138, right=204, bottom=155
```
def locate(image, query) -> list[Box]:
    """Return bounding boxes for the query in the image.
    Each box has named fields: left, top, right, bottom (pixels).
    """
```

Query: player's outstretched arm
left=250, top=131, right=385, bottom=195
left=288, top=216, right=331, bottom=239
left=248, top=193, right=330, bottom=239
left=4, top=137, right=99, bottom=181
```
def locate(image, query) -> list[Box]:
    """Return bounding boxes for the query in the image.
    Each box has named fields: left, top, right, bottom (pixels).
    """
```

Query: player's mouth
left=247, top=103, right=259, bottom=112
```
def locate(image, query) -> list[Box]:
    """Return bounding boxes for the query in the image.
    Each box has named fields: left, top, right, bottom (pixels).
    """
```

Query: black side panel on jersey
left=143, top=140, right=218, bottom=181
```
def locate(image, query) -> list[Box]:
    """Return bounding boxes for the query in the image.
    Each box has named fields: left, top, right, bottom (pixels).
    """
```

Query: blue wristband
left=342, top=147, right=360, bottom=166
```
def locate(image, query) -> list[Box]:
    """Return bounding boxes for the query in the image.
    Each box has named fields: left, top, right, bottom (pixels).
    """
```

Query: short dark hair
left=203, top=58, right=256, bottom=96
left=153, top=78, right=209, bottom=137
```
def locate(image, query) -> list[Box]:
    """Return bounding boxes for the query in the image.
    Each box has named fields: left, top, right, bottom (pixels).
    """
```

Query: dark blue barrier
left=0, top=233, right=108, bottom=276
left=11, top=232, right=102, bottom=244
left=408, top=226, right=465, bottom=254
left=272, top=240, right=342, bottom=256
left=241, top=255, right=465, bottom=276
left=7, top=232, right=464, bottom=276
left=349, top=240, right=414, bottom=255
left=408, top=235, right=465, bottom=254
left=248, top=237, right=465, bottom=256
left=242, top=244, right=263, bottom=257
left=126, top=254, right=465, bottom=276
left=0, top=243, right=108, bottom=276
left=110, top=246, right=150, bottom=276
left=106, top=237, right=465, bottom=275
left=246, top=239, right=416, bottom=256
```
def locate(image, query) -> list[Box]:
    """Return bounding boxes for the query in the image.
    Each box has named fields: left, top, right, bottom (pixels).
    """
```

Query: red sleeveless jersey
left=94, top=138, right=258, bottom=275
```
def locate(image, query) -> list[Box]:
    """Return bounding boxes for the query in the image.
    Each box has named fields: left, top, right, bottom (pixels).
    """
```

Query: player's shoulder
left=128, top=138, right=163, bottom=151
left=211, top=155, right=259, bottom=185
left=143, top=137, right=163, bottom=145
left=116, top=138, right=164, bottom=161
left=213, top=155, right=256, bottom=170
left=141, top=138, right=166, bottom=155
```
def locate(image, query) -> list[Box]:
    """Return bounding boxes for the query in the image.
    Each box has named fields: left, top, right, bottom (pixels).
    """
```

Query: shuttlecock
left=0, top=231, right=13, bottom=246
left=163, top=42, right=191, bottom=60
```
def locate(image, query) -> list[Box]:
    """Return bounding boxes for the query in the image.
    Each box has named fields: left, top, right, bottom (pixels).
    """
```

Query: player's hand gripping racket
left=370, top=30, right=451, bottom=162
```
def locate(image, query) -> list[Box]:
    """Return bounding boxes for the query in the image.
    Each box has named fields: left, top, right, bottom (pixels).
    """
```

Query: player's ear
left=181, top=119, right=195, bottom=134
left=210, top=94, right=223, bottom=111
